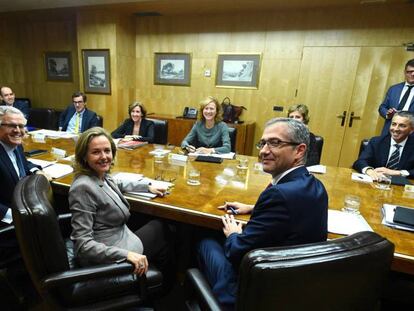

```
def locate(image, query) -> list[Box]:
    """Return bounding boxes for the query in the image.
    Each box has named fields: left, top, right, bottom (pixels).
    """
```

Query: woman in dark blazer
left=287, top=104, right=321, bottom=166
left=111, top=102, right=155, bottom=143
left=70, top=127, right=172, bottom=275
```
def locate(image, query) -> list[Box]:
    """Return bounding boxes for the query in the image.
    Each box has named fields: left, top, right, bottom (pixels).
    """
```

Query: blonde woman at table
left=69, top=127, right=172, bottom=276
left=111, top=102, right=155, bottom=143
left=181, top=96, right=231, bottom=154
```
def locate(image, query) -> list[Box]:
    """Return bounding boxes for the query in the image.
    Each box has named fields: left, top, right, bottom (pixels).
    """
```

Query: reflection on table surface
left=23, top=135, right=414, bottom=274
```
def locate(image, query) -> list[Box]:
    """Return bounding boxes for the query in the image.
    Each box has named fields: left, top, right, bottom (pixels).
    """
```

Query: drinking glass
left=342, top=194, right=361, bottom=214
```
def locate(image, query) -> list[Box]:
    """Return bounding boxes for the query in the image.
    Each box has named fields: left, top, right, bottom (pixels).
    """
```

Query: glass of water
left=342, top=194, right=361, bottom=214
left=187, top=169, right=201, bottom=186
left=374, top=174, right=391, bottom=190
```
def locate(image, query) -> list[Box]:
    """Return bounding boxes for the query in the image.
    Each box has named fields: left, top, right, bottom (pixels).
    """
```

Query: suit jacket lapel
left=0, top=144, right=19, bottom=183
left=99, top=175, right=130, bottom=215
left=379, top=136, right=391, bottom=166
left=398, top=136, right=414, bottom=168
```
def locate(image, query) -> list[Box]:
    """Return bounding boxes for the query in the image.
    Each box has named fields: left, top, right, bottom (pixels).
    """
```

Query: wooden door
left=297, top=47, right=360, bottom=166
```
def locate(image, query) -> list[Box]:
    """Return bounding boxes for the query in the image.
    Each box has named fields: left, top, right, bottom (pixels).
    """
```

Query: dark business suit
left=111, top=118, right=155, bottom=143
left=197, top=166, right=328, bottom=305
left=353, top=134, right=414, bottom=178
left=378, top=82, right=414, bottom=135
left=1, top=100, right=30, bottom=120
left=58, top=105, right=98, bottom=133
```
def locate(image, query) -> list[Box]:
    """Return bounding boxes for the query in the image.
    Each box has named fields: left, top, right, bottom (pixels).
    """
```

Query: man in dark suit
left=59, top=91, right=99, bottom=133
left=353, top=111, right=414, bottom=180
left=0, top=106, right=42, bottom=258
left=379, top=58, right=414, bottom=135
left=197, top=118, right=328, bottom=307
left=0, top=86, right=30, bottom=120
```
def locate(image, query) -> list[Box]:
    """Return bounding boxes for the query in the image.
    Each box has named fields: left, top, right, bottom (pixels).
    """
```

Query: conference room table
left=23, top=135, right=414, bottom=275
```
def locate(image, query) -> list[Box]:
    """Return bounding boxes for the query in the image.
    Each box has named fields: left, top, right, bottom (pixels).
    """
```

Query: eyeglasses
left=256, top=139, right=300, bottom=150
left=0, top=123, right=26, bottom=130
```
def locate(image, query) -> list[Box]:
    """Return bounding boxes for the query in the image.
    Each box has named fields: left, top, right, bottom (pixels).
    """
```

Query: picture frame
left=154, top=53, right=191, bottom=86
left=44, top=52, right=73, bottom=82
left=216, top=53, right=261, bottom=89
left=82, top=49, right=111, bottom=94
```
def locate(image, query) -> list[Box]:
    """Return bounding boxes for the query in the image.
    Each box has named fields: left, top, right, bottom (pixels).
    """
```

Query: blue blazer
left=59, top=105, right=98, bottom=132
left=1, top=100, right=30, bottom=120
left=111, top=118, right=155, bottom=143
left=224, top=166, right=328, bottom=266
left=353, top=134, right=414, bottom=178
left=0, top=144, right=38, bottom=219
left=378, top=82, right=414, bottom=135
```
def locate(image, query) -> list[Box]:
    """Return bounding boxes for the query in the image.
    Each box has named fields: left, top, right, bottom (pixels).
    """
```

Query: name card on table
left=51, top=147, right=66, bottom=158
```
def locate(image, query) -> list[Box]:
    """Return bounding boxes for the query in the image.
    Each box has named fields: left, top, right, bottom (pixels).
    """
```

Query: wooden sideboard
left=148, top=114, right=256, bottom=155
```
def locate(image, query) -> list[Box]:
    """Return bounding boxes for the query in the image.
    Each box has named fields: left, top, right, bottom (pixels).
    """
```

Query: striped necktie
left=397, top=85, right=414, bottom=111
left=386, top=144, right=401, bottom=170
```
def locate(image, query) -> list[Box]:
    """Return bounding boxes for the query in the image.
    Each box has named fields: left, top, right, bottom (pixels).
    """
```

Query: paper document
left=43, top=163, right=73, bottom=179
left=112, top=172, right=143, bottom=182
left=382, top=204, right=414, bottom=232
left=28, top=158, right=56, bottom=169
left=149, top=149, right=171, bottom=156
left=29, top=129, right=78, bottom=139
left=328, top=209, right=373, bottom=235
left=126, top=192, right=157, bottom=200
left=307, top=165, right=326, bottom=174
left=188, top=152, right=235, bottom=159
left=351, top=173, right=373, bottom=183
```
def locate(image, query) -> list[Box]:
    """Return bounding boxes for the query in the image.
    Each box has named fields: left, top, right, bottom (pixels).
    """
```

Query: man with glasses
left=59, top=91, right=99, bottom=133
left=197, top=118, right=328, bottom=307
left=0, top=106, right=42, bottom=257
left=0, top=86, right=30, bottom=120
left=379, top=58, right=414, bottom=135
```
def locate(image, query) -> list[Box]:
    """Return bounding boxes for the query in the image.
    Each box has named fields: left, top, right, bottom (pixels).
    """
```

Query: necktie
left=74, top=113, right=80, bottom=134
left=397, top=85, right=414, bottom=111
left=386, top=144, right=401, bottom=170
left=13, top=149, right=26, bottom=179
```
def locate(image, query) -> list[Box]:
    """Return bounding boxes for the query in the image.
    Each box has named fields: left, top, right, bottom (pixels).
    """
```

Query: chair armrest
left=185, top=268, right=222, bottom=311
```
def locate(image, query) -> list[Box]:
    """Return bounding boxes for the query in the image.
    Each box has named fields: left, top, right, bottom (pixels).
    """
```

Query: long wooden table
left=23, top=136, right=414, bottom=274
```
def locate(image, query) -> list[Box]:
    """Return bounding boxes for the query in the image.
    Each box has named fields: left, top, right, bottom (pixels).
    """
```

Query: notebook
left=393, top=206, right=414, bottom=227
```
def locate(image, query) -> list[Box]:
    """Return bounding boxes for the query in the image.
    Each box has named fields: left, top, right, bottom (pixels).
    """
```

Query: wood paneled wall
left=135, top=4, right=414, bottom=156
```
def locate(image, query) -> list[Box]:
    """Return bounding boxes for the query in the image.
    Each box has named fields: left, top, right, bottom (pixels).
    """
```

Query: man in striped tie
left=353, top=111, right=414, bottom=180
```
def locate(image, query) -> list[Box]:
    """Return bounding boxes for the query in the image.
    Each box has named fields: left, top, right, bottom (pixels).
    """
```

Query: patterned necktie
left=386, top=144, right=401, bottom=170
left=74, top=112, right=80, bottom=134
left=13, top=149, right=26, bottom=179
left=397, top=85, right=414, bottom=111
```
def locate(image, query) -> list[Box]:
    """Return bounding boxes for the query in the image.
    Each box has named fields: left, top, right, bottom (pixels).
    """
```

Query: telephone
left=183, top=107, right=198, bottom=119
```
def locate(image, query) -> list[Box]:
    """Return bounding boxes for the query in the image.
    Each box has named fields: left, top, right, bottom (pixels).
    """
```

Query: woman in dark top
left=111, top=102, right=154, bottom=143
left=287, top=104, right=321, bottom=166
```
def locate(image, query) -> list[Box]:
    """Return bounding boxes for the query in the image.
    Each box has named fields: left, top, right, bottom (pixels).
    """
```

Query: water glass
left=342, top=194, right=361, bottom=214
left=187, top=169, right=201, bottom=186
left=374, top=174, right=391, bottom=190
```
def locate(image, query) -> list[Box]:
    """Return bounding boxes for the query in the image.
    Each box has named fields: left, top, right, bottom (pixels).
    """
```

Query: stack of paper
left=28, top=158, right=56, bottom=169
left=382, top=204, right=414, bottom=232
left=351, top=172, right=373, bottom=183
left=328, top=209, right=373, bottom=235
left=307, top=165, right=326, bottom=174
left=29, top=129, right=78, bottom=139
left=43, top=163, right=73, bottom=179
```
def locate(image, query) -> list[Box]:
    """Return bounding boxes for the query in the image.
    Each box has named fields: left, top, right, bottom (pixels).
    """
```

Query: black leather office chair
left=227, top=127, right=237, bottom=153
left=147, top=118, right=168, bottom=144
left=12, top=175, right=163, bottom=310
left=306, top=134, right=324, bottom=166
left=359, top=138, right=370, bottom=157
left=27, top=108, right=57, bottom=130
left=96, top=114, right=104, bottom=127
left=185, top=231, right=394, bottom=311
left=15, top=98, right=31, bottom=108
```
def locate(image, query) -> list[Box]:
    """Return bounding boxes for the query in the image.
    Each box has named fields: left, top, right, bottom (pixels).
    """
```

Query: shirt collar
left=271, top=165, right=303, bottom=185
left=0, top=140, right=17, bottom=152
left=390, top=136, right=408, bottom=148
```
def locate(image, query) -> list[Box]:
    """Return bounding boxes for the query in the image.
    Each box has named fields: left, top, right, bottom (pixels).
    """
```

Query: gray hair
left=0, top=106, right=26, bottom=125
left=393, top=111, right=414, bottom=128
left=264, top=117, right=310, bottom=162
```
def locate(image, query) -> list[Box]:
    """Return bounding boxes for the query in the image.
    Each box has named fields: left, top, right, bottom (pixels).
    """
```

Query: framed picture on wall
left=154, top=53, right=191, bottom=86
left=82, top=49, right=111, bottom=94
left=216, top=53, right=261, bottom=89
left=44, top=52, right=73, bottom=82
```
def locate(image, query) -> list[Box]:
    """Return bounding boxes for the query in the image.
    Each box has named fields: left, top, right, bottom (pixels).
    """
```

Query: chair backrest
left=15, top=97, right=31, bottom=108
left=227, top=126, right=237, bottom=153
left=96, top=114, right=103, bottom=127
left=28, top=108, right=57, bottom=130
left=12, top=175, right=70, bottom=294
left=313, top=135, right=324, bottom=164
left=237, top=231, right=394, bottom=311
left=147, top=118, right=168, bottom=144
left=359, top=138, right=369, bottom=157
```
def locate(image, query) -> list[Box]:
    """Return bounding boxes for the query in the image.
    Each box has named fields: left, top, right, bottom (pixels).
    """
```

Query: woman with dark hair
left=181, top=96, right=231, bottom=154
left=287, top=104, right=321, bottom=166
left=69, top=127, right=172, bottom=275
left=111, top=102, right=154, bottom=143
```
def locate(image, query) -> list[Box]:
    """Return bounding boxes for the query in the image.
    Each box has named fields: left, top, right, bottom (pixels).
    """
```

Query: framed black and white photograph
left=154, top=53, right=191, bottom=86
left=44, top=52, right=72, bottom=82
left=216, top=53, right=261, bottom=89
left=82, top=49, right=111, bottom=94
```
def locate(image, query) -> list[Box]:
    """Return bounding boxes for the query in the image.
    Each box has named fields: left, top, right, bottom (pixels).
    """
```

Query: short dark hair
left=405, top=59, right=414, bottom=70
left=72, top=91, right=87, bottom=103
left=128, top=101, right=147, bottom=118
left=393, top=111, right=414, bottom=128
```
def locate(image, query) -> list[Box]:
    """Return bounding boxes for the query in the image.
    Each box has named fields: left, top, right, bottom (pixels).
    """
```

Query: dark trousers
left=197, top=238, right=237, bottom=307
